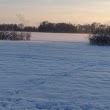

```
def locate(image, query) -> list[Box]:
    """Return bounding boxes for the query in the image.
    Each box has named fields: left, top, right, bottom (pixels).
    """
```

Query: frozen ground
left=31, top=32, right=88, bottom=42
left=0, top=33, right=110, bottom=110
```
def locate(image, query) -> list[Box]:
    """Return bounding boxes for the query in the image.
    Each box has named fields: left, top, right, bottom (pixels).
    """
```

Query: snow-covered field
left=0, top=33, right=110, bottom=110
left=31, top=32, right=88, bottom=42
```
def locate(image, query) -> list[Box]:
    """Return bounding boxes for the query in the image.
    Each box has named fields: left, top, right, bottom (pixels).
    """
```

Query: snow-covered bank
left=0, top=40, right=110, bottom=109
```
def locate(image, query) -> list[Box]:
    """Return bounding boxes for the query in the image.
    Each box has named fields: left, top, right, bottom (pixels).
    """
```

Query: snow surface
left=31, top=32, right=88, bottom=42
left=0, top=33, right=110, bottom=110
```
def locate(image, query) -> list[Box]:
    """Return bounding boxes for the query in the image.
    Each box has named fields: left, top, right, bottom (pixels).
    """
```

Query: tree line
left=0, top=22, right=109, bottom=33
left=38, top=21, right=110, bottom=33
left=0, top=24, right=37, bottom=32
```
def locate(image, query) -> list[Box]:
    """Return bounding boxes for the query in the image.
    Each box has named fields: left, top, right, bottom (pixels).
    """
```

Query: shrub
left=89, top=35, right=110, bottom=46
left=89, top=26, right=110, bottom=46
left=0, top=31, right=31, bottom=41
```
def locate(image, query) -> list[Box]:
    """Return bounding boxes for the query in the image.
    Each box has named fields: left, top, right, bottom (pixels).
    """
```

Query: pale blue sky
left=0, top=0, right=110, bottom=26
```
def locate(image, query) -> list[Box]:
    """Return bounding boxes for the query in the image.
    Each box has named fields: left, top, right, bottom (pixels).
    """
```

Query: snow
left=31, top=32, right=88, bottom=42
left=0, top=33, right=110, bottom=110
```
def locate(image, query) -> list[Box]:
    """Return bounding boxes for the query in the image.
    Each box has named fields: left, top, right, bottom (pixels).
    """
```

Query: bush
left=89, top=26, right=110, bottom=46
left=89, top=35, right=110, bottom=46
left=0, top=31, right=31, bottom=41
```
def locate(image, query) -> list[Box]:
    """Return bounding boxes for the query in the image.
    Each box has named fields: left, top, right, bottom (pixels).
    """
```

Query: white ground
left=0, top=33, right=110, bottom=110
left=31, top=32, right=88, bottom=42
